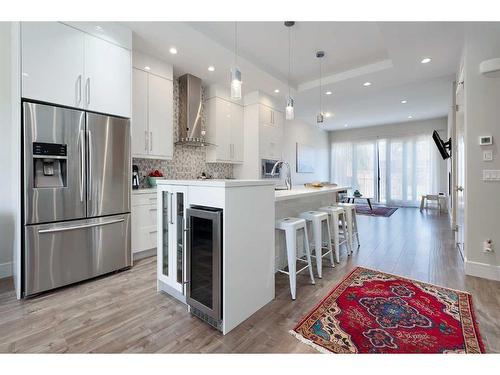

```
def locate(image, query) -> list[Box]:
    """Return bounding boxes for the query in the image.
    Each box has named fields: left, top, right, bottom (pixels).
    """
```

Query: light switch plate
left=483, top=169, right=500, bottom=181
left=479, top=135, right=493, bottom=145
left=483, top=150, right=493, bottom=161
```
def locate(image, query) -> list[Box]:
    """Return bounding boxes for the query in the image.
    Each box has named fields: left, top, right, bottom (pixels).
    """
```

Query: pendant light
left=230, top=22, right=242, bottom=100
left=316, top=50, right=325, bottom=124
left=284, top=21, right=295, bottom=120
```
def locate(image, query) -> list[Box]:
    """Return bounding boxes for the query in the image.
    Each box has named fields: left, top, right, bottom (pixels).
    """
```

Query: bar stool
left=338, top=202, right=360, bottom=250
left=298, top=211, right=334, bottom=278
left=319, top=205, right=351, bottom=261
left=275, top=217, right=316, bottom=300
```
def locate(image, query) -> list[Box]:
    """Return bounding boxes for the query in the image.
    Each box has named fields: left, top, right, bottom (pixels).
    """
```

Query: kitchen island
left=155, top=179, right=276, bottom=335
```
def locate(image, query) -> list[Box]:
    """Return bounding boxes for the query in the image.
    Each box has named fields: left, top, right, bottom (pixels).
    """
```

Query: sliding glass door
left=331, top=133, right=442, bottom=207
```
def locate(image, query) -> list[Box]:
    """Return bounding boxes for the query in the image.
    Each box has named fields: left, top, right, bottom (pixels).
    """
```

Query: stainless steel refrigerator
left=22, top=101, right=131, bottom=297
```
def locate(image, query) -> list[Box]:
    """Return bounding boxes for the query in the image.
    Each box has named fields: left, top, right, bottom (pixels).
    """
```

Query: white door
left=131, top=68, right=149, bottom=157
left=230, top=102, right=244, bottom=162
left=84, top=34, right=131, bottom=117
left=22, top=22, right=85, bottom=108
left=148, top=74, right=173, bottom=159
left=455, top=79, right=465, bottom=259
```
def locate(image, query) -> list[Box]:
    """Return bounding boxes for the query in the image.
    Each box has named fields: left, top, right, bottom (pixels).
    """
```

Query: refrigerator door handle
left=79, top=129, right=85, bottom=202
left=87, top=129, right=93, bottom=201
left=38, top=218, right=125, bottom=234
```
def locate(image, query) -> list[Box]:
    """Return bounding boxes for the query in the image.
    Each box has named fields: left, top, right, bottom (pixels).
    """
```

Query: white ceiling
left=127, top=21, right=465, bottom=130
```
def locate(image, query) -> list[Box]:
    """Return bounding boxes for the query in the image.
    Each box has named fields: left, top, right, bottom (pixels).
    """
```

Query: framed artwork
left=296, top=142, right=315, bottom=173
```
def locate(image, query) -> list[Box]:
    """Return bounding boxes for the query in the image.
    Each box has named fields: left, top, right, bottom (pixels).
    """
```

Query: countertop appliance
left=22, top=101, right=131, bottom=297
left=132, top=165, right=140, bottom=189
left=261, top=158, right=281, bottom=179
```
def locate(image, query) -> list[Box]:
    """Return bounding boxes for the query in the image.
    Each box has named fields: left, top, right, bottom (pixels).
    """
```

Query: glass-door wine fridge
left=186, top=206, right=223, bottom=329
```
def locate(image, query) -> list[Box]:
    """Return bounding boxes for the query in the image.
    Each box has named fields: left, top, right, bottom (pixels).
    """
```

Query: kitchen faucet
left=271, top=160, right=292, bottom=190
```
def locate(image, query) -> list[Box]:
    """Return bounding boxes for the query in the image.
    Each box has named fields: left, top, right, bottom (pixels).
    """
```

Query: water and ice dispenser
left=32, top=142, right=67, bottom=188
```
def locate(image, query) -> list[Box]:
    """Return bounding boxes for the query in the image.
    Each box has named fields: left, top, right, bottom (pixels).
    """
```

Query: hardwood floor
left=1, top=207, right=499, bottom=353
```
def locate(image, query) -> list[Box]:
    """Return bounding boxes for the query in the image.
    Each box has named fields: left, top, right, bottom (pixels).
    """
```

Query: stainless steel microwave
left=261, top=159, right=280, bottom=178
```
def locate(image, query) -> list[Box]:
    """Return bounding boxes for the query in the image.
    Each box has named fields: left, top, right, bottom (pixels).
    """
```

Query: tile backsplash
left=133, top=79, right=233, bottom=188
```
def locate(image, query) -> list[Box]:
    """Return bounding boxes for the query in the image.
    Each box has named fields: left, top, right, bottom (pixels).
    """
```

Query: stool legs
left=353, top=212, right=360, bottom=247
left=285, top=228, right=297, bottom=300
left=312, top=219, right=323, bottom=279
left=325, top=217, right=335, bottom=268
left=340, top=213, right=351, bottom=255
left=302, top=227, right=315, bottom=286
left=332, top=213, right=340, bottom=262
left=345, top=209, right=354, bottom=255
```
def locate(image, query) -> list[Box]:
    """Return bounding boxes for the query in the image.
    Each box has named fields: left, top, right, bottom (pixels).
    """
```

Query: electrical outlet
left=483, top=150, right=493, bottom=161
left=483, top=239, right=494, bottom=253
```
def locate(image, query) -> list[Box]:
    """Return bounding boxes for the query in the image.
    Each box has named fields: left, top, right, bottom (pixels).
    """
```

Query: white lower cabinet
left=157, top=185, right=187, bottom=299
left=131, top=192, right=158, bottom=255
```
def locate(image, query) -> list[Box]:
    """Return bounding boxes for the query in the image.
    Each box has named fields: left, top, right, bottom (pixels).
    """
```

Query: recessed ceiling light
left=274, top=89, right=280, bottom=93
left=401, top=100, right=407, bottom=104
left=325, top=91, right=332, bottom=95
left=408, top=115, right=413, bottom=119
left=169, top=47, right=178, bottom=55
left=325, top=112, right=332, bottom=118
left=208, top=66, right=215, bottom=72
left=363, top=82, right=372, bottom=87
left=144, top=66, right=151, bottom=71
left=344, top=124, right=348, bottom=127
left=421, top=57, right=431, bottom=64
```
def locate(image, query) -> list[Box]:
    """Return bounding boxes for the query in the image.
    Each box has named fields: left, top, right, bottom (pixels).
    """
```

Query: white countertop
left=156, top=179, right=276, bottom=188
left=275, top=186, right=349, bottom=202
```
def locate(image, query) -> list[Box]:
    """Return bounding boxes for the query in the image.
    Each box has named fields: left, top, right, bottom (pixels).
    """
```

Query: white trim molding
left=0, top=262, right=13, bottom=279
left=465, top=259, right=500, bottom=281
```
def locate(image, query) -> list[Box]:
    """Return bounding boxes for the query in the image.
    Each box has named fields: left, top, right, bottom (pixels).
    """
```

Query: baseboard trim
left=0, top=262, right=13, bottom=279
left=465, top=259, right=500, bottom=281
left=133, top=248, right=156, bottom=261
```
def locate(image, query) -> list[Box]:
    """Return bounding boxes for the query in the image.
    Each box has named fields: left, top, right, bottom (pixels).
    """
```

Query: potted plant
left=147, top=170, right=165, bottom=187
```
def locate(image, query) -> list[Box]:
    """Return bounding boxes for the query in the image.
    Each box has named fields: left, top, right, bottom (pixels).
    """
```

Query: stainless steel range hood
left=176, top=74, right=207, bottom=146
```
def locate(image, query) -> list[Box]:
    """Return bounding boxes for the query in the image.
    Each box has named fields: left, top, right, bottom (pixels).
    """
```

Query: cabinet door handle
left=85, top=77, right=91, bottom=105
left=144, top=131, right=148, bottom=152
left=169, top=192, right=174, bottom=224
left=76, top=75, right=82, bottom=106
left=150, top=131, right=153, bottom=152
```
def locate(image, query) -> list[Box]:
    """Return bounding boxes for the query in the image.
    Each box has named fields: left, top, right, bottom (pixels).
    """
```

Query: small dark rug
left=355, top=205, right=397, bottom=217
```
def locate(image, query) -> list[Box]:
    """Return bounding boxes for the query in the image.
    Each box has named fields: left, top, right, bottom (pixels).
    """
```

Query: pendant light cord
left=288, top=26, right=291, bottom=97
left=319, top=58, right=322, bottom=115
left=234, top=22, right=238, bottom=67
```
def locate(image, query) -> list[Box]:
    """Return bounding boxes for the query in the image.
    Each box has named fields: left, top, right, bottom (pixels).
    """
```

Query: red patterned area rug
left=355, top=205, right=398, bottom=217
left=290, top=267, right=485, bottom=353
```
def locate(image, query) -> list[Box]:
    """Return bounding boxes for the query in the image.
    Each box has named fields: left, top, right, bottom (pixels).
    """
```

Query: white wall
left=462, top=23, right=500, bottom=281
left=329, top=117, right=449, bottom=193
left=0, top=22, right=19, bottom=281
left=283, top=118, right=330, bottom=185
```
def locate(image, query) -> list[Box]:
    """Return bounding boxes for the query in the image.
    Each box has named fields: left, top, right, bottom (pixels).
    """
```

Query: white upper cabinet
left=131, top=66, right=173, bottom=160
left=259, top=104, right=284, bottom=160
left=21, top=22, right=131, bottom=118
left=131, top=68, right=149, bottom=156
left=205, top=96, right=244, bottom=163
left=148, top=74, right=173, bottom=159
left=84, top=34, right=131, bottom=117
left=22, top=22, right=85, bottom=108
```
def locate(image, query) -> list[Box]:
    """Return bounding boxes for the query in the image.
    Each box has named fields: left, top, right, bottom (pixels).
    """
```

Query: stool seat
left=336, top=202, right=360, bottom=250
left=299, top=210, right=329, bottom=221
left=276, top=217, right=307, bottom=230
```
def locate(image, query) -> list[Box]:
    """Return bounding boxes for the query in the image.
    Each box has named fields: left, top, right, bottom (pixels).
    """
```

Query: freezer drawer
left=24, top=214, right=131, bottom=296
